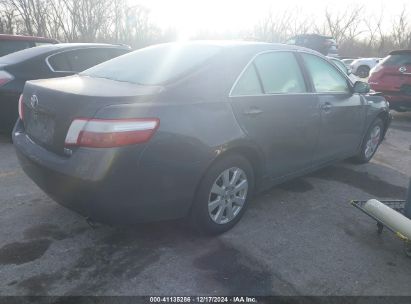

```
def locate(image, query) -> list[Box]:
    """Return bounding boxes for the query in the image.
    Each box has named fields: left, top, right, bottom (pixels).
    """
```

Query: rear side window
left=48, top=51, right=71, bottom=71
left=231, top=64, right=262, bottom=96
left=302, top=53, right=349, bottom=93
left=81, top=43, right=222, bottom=85
left=48, top=48, right=123, bottom=73
left=254, top=52, right=307, bottom=94
left=34, top=42, right=54, bottom=47
left=66, top=48, right=113, bottom=72
left=0, top=40, right=33, bottom=57
left=382, top=54, right=411, bottom=66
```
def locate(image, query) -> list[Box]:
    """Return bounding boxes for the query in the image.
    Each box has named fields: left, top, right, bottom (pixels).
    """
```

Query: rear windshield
left=381, top=54, right=411, bottom=66
left=81, top=43, right=222, bottom=85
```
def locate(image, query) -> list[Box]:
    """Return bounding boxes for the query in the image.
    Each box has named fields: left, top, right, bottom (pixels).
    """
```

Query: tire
left=189, top=154, right=254, bottom=235
left=352, top=118, right=384, bottom=164
left=356, top=66, right=370, bottom=78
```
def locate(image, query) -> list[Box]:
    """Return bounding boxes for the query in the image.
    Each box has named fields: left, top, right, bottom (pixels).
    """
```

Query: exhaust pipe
left=364, top=199, right=411, bottom=240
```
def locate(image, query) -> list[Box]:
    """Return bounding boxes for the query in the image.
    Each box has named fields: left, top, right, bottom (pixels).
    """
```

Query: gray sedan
left=13, top=41, right=391, bottom=234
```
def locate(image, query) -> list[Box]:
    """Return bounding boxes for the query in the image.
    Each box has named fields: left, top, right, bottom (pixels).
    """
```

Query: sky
left=137, top=0, right=410, bottom=38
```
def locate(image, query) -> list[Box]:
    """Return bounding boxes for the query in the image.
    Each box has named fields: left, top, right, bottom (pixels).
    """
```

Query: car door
left=229, top=51, right=321, bottom=179
left=299, top=52, right=365, bottom=163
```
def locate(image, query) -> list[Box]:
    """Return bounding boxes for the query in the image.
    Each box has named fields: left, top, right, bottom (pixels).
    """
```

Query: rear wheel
left=190, top=155, right=254, bottom=235
left=357, top=66, right=370, bottom=78
left=353, top=118, right=384, bottom=163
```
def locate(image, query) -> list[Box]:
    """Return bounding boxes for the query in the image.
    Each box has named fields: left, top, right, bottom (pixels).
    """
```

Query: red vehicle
left=0, top=34, right=59, bottom=57
left=369, top=50, right=411, bottom=111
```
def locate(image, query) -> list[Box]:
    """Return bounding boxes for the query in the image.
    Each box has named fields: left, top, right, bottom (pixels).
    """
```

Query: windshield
left=81, top=43, right=222, bottom=85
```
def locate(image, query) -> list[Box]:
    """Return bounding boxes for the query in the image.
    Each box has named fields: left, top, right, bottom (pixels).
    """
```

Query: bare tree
left=391, top=6, right=411, bottom=49
left=324, top=6, right=364, bottom=42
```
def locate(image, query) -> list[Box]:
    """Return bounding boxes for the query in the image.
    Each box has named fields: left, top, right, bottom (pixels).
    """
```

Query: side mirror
left=353, top=81, right=370, bottom=94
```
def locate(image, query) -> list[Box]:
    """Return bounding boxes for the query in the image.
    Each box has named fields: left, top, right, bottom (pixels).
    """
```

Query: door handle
left=243, top=107, right=263, bottom=116
left=320, top=102, right=332, bottom=112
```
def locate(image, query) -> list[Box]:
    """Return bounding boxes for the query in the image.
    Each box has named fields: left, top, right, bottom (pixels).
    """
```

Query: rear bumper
left=382, top=94, right=411, bottom=110
left=369, top=85, right=411, bottom=110
left=13, top=120, right=204, bottom=224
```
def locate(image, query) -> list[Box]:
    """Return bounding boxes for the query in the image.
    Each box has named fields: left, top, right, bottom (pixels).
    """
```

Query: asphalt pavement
left=0, top=112, right=410, bottom=296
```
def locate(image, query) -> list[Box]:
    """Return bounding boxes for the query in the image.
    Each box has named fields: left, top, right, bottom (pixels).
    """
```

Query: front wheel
left=353, top=118, right=384, bottom=164
left=189, top=154, right=254, bottom=235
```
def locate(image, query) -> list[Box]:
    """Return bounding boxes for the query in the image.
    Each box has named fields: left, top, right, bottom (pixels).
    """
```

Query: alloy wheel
left=208, top=167, right=248, bottom=224
left=364, top=125, right=381, bottom=159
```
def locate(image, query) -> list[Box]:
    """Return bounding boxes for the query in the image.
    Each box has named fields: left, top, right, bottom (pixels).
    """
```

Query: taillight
left=65, top=118, right=159, bottom=148
left=18, top=94, right=24, bottom=120
left=0, top=70, right=14, bottom=87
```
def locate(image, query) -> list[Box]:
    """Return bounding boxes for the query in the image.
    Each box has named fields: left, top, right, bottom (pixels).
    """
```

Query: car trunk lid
left=22, top=75, right=163, bottom=155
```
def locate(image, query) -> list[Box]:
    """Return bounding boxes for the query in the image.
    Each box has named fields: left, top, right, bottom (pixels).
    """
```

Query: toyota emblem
left=30, top=95, right=39, bottom=109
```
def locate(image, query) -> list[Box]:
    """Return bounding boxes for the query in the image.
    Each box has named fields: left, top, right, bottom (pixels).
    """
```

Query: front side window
left=302, top=53, right=350, bottom=93
left=254, top=52, right=307, bottom=94
left=332, top=59, right=348, bottom=74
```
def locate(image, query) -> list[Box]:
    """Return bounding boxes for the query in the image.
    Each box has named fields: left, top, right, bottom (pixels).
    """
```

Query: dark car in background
left=13, top=41, right=390, bottom=234
left=287, top=34, right=339, bottom=57
left=369, top=50, right=411, bottom=111
left=0, top=34, right=59, bottom=57
left=0, top=43, right=131, bottom=133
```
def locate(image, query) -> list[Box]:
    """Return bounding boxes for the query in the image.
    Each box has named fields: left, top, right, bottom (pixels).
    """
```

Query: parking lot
left=0, top=112, right=410, bottom=296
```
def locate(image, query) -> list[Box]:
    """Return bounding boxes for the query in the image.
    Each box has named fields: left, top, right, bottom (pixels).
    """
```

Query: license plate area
left=25, top=109, right=55, bottom=145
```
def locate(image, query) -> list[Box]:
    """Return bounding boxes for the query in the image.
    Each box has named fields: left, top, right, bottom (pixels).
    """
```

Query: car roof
left=0, top=43, right=130, bottom=65
left=389, top=50, right=411, bottom=55
left=291, top=34, right=334, bottom=40
left=0, top=34, right=58, bottom=43
left=154, top=40, right=318, bottom=54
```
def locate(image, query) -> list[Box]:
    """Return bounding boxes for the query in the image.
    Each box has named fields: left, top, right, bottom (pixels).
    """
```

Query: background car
left=350, top=57, right=381, bottom=78
left=13, top=41, right=390, bottom=234
left=287, top=34, right=339, bottom=57
left=341, top=58, right=356, bottom=68
left=0, top=34, right=58, bottom=57
left=369, top=50, right=411, bottom=111
left=0, top=43, right=131, bottom=134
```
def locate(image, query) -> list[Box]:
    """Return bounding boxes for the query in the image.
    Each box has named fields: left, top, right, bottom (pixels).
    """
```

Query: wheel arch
left=194, top=143, right=265, bottom=199
left=376, top=110, right=391, bottom=138
left=218, top=145, right=265, bottom=186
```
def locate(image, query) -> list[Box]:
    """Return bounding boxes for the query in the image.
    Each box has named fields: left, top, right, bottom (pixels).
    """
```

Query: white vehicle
left=341, top=58, right=356, bottom=68
left=350, top=58, right=381, bottom=78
